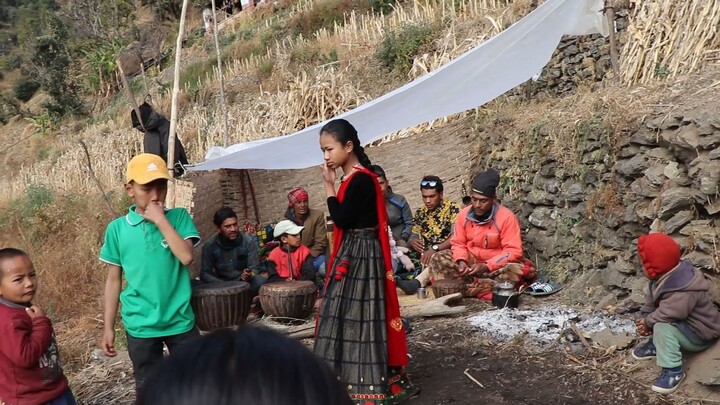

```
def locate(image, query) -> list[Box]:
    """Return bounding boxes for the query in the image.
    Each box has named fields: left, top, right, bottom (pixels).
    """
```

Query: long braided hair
left=319, top=119, right=372, bottom=169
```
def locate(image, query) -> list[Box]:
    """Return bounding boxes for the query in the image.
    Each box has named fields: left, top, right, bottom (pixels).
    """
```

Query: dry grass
left=67, top=355, right=135, bottom=405
left=0, top=195, right=116, bottom=371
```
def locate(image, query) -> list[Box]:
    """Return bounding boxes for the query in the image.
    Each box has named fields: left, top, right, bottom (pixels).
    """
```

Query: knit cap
left=471, top=169, right=500, bottom=198
left=637, top=233, right=681, bottom=279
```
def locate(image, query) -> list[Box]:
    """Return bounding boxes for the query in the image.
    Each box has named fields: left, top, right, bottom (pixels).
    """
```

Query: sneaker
left=631, top=339, right=656, bottom=360
left=651, top=368, right=686, bottom=394
left=396, top=279, right=420, bottom=295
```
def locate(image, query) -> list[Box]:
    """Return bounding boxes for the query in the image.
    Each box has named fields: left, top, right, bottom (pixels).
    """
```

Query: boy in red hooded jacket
left=0, top=248, right=76, bottom=405
left=266, top=220, right=316, bottom=283
left=631, top=233, right=720, bottom=394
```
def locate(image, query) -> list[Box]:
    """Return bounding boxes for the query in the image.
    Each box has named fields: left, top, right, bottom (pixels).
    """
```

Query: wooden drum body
left=191, top=281, right=251, bottom=332
left=431, top=278, right=467, bottom=298
left=259, top=280, right=318, bottom=319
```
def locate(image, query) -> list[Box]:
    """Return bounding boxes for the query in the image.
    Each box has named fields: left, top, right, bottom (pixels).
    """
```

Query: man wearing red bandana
left=284, top=187, right=329, bottom=277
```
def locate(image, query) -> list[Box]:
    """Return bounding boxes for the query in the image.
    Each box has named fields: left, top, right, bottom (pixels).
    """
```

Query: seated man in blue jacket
left=200, top=207, right=266, bottom=296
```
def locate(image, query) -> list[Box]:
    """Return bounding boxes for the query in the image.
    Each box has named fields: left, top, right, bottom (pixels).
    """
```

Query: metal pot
left=492, top=281, right=520, bottom=309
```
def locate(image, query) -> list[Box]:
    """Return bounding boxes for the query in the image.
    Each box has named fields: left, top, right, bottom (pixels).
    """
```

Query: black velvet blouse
left=327, top=171, right=379, bottom=230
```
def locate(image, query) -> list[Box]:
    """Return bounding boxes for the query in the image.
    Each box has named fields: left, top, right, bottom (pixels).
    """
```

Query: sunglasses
left=421, top=180, right=438, bottom=187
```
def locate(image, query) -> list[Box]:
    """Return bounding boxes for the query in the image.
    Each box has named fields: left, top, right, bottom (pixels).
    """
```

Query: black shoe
left=402, top=317, right=412, bottom=334
left=396, top=279, right=420, bottom=295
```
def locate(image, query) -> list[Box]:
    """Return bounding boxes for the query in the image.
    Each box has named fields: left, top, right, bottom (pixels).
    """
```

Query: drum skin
left=431, top=278, right=467, bottom=298
left=191, top=281, right=251, bottom=331
left=259, top=280, right=318, bottom=319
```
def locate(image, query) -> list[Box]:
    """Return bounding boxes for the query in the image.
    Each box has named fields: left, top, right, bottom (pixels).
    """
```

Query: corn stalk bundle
left=620, top=0, right=720, bottom=84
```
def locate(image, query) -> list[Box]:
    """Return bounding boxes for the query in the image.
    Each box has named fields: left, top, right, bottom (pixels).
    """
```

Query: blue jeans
left=313, top=254, right=326, bottom=277
left=249, top=274, right=267, bottom=296
left=44, top=388, right=76, bottom=405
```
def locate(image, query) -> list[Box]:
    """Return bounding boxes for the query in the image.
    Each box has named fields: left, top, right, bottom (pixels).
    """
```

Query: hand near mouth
left=321, top=162, right=336, bottom=185
left=143, top=202, right=167, bottom=225
left=26, top=305, right=45, bottom=319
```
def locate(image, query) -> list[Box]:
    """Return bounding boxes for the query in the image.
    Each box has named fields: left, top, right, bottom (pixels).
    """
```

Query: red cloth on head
left=638, top=233, right=681, bottom=279
left=287, top=187, right=309, bottom=207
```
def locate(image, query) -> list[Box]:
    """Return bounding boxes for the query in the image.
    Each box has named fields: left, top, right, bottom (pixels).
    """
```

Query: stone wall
left=517, top=10, right=629, bottom=97
left=472, top=104, right=720, bottom=310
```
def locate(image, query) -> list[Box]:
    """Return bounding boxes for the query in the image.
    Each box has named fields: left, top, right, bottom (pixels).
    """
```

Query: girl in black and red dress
left=315, top=119, right=417, bottom=404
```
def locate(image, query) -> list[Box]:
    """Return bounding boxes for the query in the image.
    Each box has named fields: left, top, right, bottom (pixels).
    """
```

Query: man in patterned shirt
left=397, top=176, right=459, bottom=295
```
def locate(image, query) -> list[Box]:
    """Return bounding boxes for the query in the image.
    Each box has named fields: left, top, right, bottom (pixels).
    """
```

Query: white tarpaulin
left=190, top=0, right=607, bottom=171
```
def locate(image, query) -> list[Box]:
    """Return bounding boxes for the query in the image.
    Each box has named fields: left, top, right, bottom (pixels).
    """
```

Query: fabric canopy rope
left=189, top=0, right=607, bottom=172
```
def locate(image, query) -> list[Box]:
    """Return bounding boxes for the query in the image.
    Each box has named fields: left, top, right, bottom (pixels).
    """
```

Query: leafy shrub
left=0, top=91, right=20, bottom=122
left=288, top=0, right=369, bottom=38
left=0, top=184, right=54, bottom=229
left=290, top=45, right=339, bottom=66
left=369, top=0, right=397, bottom=14
left=13, top=77, right=41, bottom=102
left=0, top=53, right=22, bottom=70
left=257, top=60, right=274, bottom=78
left=376, top=23, right=433, bottom=73
left=180, top=60, right=214, bottom=97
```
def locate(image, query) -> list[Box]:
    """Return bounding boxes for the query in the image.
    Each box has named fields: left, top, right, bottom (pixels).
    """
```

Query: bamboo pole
left=167, top=0, right=190, bottom=208
left=211, top=0, right=230, bottom=147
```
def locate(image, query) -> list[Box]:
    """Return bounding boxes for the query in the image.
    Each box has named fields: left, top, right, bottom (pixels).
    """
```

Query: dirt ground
left=406, top=313, right=657, bottom=405
left=402, top=297, right=720, bottom=405
left=74, top=297, right=720, bottom=405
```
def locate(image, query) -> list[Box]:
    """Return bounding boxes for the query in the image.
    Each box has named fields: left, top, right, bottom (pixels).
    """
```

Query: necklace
left=340, top=164, right=361, bottom=182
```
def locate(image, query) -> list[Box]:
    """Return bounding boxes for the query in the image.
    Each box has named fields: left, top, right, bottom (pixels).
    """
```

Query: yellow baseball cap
left=126, top=153, right=172, bottom=184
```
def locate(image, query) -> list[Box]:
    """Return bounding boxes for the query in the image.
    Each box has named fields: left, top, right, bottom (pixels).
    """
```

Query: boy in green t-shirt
left=99, top=153, right=201, bottom=393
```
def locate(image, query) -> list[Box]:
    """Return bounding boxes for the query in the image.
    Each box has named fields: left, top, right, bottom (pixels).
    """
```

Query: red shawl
left=322, top=166, right=408, bottom=367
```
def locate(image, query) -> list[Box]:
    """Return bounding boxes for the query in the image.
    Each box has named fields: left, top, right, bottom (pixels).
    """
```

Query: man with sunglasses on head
left=396, top=176, right=460, bottom=295
left=397, top=170, right=535, bottom=297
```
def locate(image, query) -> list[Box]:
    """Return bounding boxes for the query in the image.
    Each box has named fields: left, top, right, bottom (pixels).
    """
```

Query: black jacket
left=131, top=102, right=188, bottom=176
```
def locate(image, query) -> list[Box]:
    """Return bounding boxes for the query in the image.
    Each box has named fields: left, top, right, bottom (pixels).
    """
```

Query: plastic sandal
left=527, top=281, right=564, bottom=296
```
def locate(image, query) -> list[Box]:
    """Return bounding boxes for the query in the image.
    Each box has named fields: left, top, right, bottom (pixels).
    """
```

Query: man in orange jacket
left=397, top=169, right=535, bottom=296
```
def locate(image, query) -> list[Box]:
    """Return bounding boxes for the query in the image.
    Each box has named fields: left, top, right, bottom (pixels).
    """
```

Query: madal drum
left=191, top=281, right=252, bottom=331
left=259, top=280, right=318, bottom=320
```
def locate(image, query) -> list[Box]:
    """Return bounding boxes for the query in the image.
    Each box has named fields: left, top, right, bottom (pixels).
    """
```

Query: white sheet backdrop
left=189, top=0, right=607, bottom=171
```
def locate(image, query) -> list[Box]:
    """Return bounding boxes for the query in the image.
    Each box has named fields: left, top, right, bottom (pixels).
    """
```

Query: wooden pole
left=140, top=62, right=150, bottom=98
left=117, top=60, right=145, bottom=133
left=605, top=3, right=621, bottom=82
left=167, top=0, right=190, bottom=208
left=211, top=0, right=230, bottom=147
left=79, top=140, right=119, bottom=217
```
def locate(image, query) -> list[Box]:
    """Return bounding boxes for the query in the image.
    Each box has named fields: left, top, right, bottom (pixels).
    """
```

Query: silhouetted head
left=138, top=326, right=352, bottom=405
